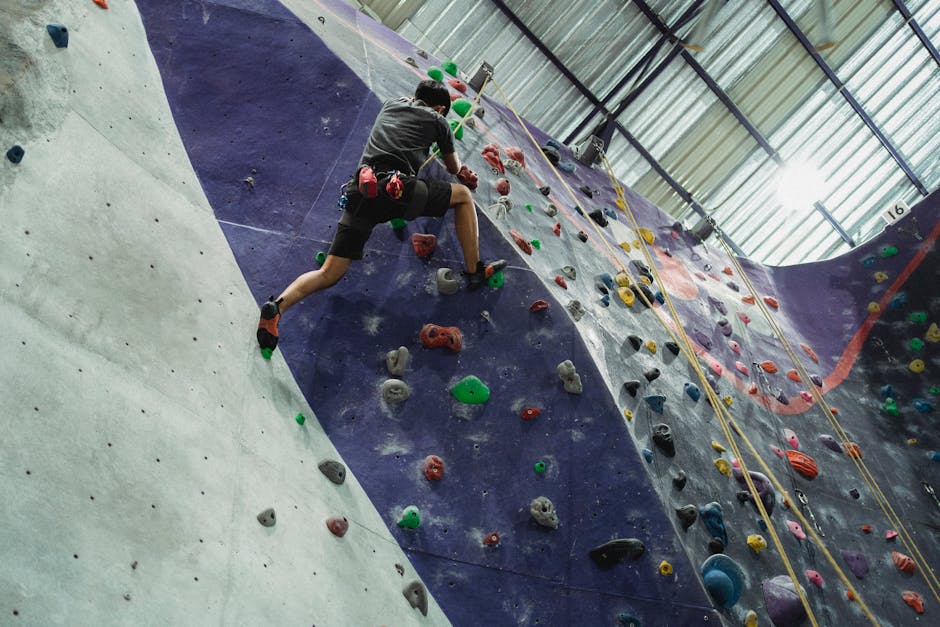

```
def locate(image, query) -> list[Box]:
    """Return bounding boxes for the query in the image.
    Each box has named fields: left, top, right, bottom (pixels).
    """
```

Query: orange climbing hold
left=786, top=369, right=802, bottom=383
left=742, top=295, right=756, bottom=305
left=892, top=551, right=916, bottom=574
left=759, top=360, right=779, bottom=374
left=419, top=324, right=462, bottom=353
left=764, top=296, right=779, bottom=309
left=786, top=450, right=819, bottom=479
left=723, top=266, right=733, bottom=275
left=902, top=591, right=925, bottom=614
left=800, top=343, right=819, bottom=363
left=554, top=275, right=568, bottom=289
left=748, top=382, right=758, bottom=395
left=843, top=442, right=862, bottom=459
left=93, top=0, right=109, bottom=8
left=510, top=230, right=533, bottom=254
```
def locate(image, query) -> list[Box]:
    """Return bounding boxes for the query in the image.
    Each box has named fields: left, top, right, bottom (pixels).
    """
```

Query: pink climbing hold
left=481, top=144, right=504, bottom=174
left=784, top=428, right=800, bottom=449
left=748, top=382, right=758, bottom=394
left=519, top=407, right=541, bottom=420
left=530, top=299, right=549, bottom=313
left=694, top=271, right=707, bottom=281
left=424, top=455, right=445, bottom=481
left=735, top=361, right=749, bottom=376
left=552, top=222, right=561, bottom=236
left=728, top=340, right=742, bottom=355
left=886, top=530, right=899, bottom=541
left=770, top=445, right=784, bottom=458
left=326, top=516, right=349, bottom=537
left=737, top=312, right=751, bottom=325
left=798, top=391, right=813, bottom=403
left=554, top=275, right=568, bottom=289
left=510, top=230, right=533, bottom=254
left=496, top=177, right=511, bottom=196
left=411, top=233, right=437, bottom=258
left=709, top=361, right=723, bottom=376
left=447, top=78, right=467, bottom=93
left=419, top=323, right=462, bottom=353
left=483, top=531, right=501, bottom=547
left=731, top=458, right=740, bottom=468
left=806, top=570, right=823, bottom=588
left=504, top=146, right=525, bottom=168
left=786, top=520, right=807, bottom=540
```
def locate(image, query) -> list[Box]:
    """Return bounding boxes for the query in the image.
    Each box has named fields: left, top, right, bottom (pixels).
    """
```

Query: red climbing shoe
left=257, top=297, right=282, bottom=359
left=466, top=259, right=508, bottom=291
left=358, top=166, right=378, bottom=198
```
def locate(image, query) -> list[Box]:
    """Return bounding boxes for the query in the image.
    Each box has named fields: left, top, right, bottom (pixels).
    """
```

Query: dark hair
left=415, top=79, right=450, bottom=117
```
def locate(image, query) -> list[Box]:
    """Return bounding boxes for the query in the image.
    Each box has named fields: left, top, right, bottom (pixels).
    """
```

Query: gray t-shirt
left=358, top=97, right=455, bottom=176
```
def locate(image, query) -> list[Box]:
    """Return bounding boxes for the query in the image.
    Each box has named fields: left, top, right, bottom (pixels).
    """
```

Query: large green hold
left=449, top=119, right=463, bottom=141
left=441, top=60, right=458, bottom=76
left=451, top=375, right=490, bottom=404
left=486, top=271, right=504, bottom=288
left=452, top=98, right=472, bottom=118
left=390, top=218, right=408, bottom=230
left=397, top=505, right=421, bottom=529
left=427, top=66, right=444, bottom=81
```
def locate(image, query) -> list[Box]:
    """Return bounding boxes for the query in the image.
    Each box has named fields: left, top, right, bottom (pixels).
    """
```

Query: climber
left=256, top=79, right=505, bottom=357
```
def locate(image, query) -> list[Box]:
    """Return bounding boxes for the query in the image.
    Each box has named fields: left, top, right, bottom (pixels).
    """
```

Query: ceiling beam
left=767, top=0, right=929, bottom=197
left=891, top=0, right=940, bottom=70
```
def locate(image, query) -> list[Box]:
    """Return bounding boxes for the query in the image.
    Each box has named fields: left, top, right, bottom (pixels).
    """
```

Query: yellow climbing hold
left=638, top=275, right=652, bottom=286
left=744, top=609, right=758, bottom=627
left=747, top=534, right=768, bottom=553
left=645, top=340, right=657, bottom=354
left=873, top=271, right=889, bottom=283
left=910, top=359, right=926, bottom=374
left=714, top=458, right=732, bottom=476
left=623, top=408, right=633, bottom=421
left=867, top=302, right=881, bottom=313
left=711, top=441, right=727, bottom=453
left=616, top=197, right=626, bottom=211
left=617, top=286, right=635, bottom=307
left=632, top=239, right=641, bottom=248
left=637, top=228, right=654, bottom=245
left=907, top=438, right=918, bottom=446
left=658, top=560, right=673, bottom=576
left=926, top=322, right=940, bottom=343
left=619, top=241, right=631, bottom=252
left=614, top=271, right=630, bottom=287
left=723, top=396, right=734, bottom=406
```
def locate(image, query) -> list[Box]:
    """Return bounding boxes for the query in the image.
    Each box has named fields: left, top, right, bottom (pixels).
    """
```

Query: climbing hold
left=737, top=312, right=751, bottom=325
left=912, top=398, right=934, bottom=413
left=850, top=488, right=860, bottom=499
left=747, top=534, right=768, bottom=554
left=714, top=459, right=732, bottom=476
left=483, top=532, right=500, bottom=547
left=645, top=340, right=657, bottom=354
left=662, top=341, right=680, bottom=357
left=441, top=60, right=458, bottom=76
left=803, top=570, right=823, bottom=588
left=742, top=295, right=756, bottom=304
left=627, top=335, right=643, bottom=351
left=520, top=407, right=541, bottom=420
left=728, top=340, right=741, bottom=355
left=383, top=347, right=409, bottom=379
left=734, top=361, right=749, bottom=376
left=879, top=245, right=899, bottom=258
left=544, top=203, right=558, bottom=217
left=643, top=368, right=661, bottom=382
left=530, top=299, right=549, bottom=313
left=926, top=322, right=940, bottom=342
left=588, top=209, right=608, bottom=227
left=566, top=300, right=585, bottom=321
left=411, top=233, right=436, bottom=258
left=684, top=383, right=701, bottom=403
left=318, top=460, right=347, bottom=485
left=658, top=560, right=673, bottom=576
left=623, top=380, right=641, bottom=397
left=711, top=441, right=726, bottom=453
left=785, top=520, right=806, bottom=541
left=843, top=441, right=862, bottom=458
left=651, top=424, right=676, bottom=457
left=717, top=319, right=732, bottom=337
left=699, top=502, right=728, bottom=545
left=676, top=505, right=698, bottom=530
left=841, top=550, right=869, bottom=578
left=617, top=286, right=635, bottom=306
left=874, top=271, right=889, bottom=283
left=402, top=580, right=429, bottom=616
left=6, top=145, right=25, bottom=164
left=539, top=185, right=551, bottom=195
left=861, top=255, right=877, bottom=267
left=909, top=310, right=928, bottom=323
left=882, top=397, right=899, bottom=416
left=732, top=468, right=776, bottom=515
left=623, top=409, right=633, bottom=420
left=642, top=448, right=653, bottom=463
left=397, top=506, right=421, bottom=529
left=589, top=538, right=646, bottom=568
left=889, top=292, right=907, bottom=309
left=557, top=360, right=583, bottom=394
left=867, top=301, right=881, bottom=313
left=326, top=516, right=349, bottom=537
left=910, top=337, right=924, bottom=350
left=744, top=610, right=758, bottom=627
left=427, top=66, right=444, bottom=81
left=701, top=554, right=744, bottom=608
left=785, top=370, right=801, bottom=383
left=436, top=268, right=459, bottom=295
left=420, top=323, right=462, bottom=352
left=534, top=461, right=546, bottom=474
left=902, top=590, right=925, bottom=614
left=257, top=508, right=276, bottom=527
left=931, top=386, right=940, bottom=395
left=577, top=231, right=589, bottom=242
left=46, top=24, right=69, bottom=48
left=763, top=575, right=807, bottom=627
left=708, top=361, right=723, bottom=376
left=708, top=296, right=728, bottom=315
left=786, top=450, right=818, bottom=479
left=390, top=217, right=408, bottom=230
left=507, top=230, right=532, bottom=255
left=530, top=496, right=559, bottom=529
left=636, top=228, right=654, bottom=244
left=295, top=413, right=306, bottom=425
left=644, top=395, right=666, bottom=414
left=783, top=428, right=800, bottom=449
left=449, top=119, right=464, bottom=140
left=450, top=375, right=490, bottom=404
left=819, top=435, right=843, bottom=453
left=382, top=379, right=411, bottom=403
left=530, top=238, right=541, bottom=249
left=673, top=470, right=687, bottom=490
left=758, top=360, right=778, bottom=374
left=93, top=0, right=109, bottom=8
left=552, top=222, right=562, bottom=236
left=886, top=529, right=898, bottom=541
left=496, top=177, right=511, bottom=196
left=723, top=395, right=734, bottom=406
left=448, top=78, right=467, bottom=93
left=763, top=296, right=779, bottom=309
left=562, top=265, right=577, bottom=280
left=451, top=99, right=472, bottom=117
left=892, top=551, right=916, bottom=574
left=554, top=275, right=568, bottom=289
left=910, top=359, right=926, bottom=373
left=618, top=612, right=641, bottom=627
left=424, top=455, right=445, bottom=481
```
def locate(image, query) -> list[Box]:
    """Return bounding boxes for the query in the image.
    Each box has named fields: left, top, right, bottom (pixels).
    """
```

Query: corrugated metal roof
left=362, top=0, right=940, bottom=265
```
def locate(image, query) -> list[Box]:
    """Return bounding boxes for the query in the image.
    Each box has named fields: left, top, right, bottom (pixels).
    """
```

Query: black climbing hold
left=810, top=374, right=823, bottom=387
left=631, top=261, right=653, bottom=283
left=539, top=185, right=551, bottom=196
left=47, top=24, right=69, bottom=48
left=588, top=538, right=646, bottom=569
left=318, top=459, right=347, bottom=485
left=665, top=341, right=680, bottom=356
left=6, top=145, right=25, bottom=164
left=628, top=335, right=643, bottom=351
left=849, top=488, right=860, bottom=499
left=708, top=538, right=725, bottom=554
left=540, top=145, right=559, bottom=165
left=579, top=184, right=594, bottom=198
left=775, top=390, right=789, bottom=405
left=623, top=380, right=641, bottom=397
left=736, top=491, right=751, bottom=504
left=644, top=368, right=660, bottom=382
left=588, top=209, right=608, bottom=227
left=632, top=284, right=654, bottom=307
left=257, top=508, right=276, bottom=527
left=708, top=295, right=727, bottom=315
left=651, top=423, right=675, bottom=457
left=402, top=580, right=429, bottom=616
left=673, top=470, right=687, bottom=490
left=577, top=231, right=589, bottom=243
left=675, top=504, right=697, bottom=530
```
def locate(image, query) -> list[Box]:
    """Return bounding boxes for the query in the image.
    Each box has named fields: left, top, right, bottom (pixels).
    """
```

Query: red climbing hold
left=786, top=370, right=802, bottom=383
left=843, top=442, right=862, bottom=459
left=529, top=300, right=549, bottom=313
left=482, top=144, right=504, bottom=174
left=902, top=591, right=925, bottom=614
left=800, top=343, right=819, bottom=363
left=764, top=296, right=779, bottom=309
left=496, top=178, right=511, bottom=196
left=93, top=0, right=109, bottom=8
left=504, top=146, right=525, bottom=168
left=861, top=525, right=872, bottom=533
left=786, top=450, right=819, bottom=479
left=510, top=230, right=533, bottom=255
left=723, top=266, right=733, bottom=275
left=447, top=78, right=467, bottom=93
left=424, top=455, right=445, bottom=481
left=411, top=233, right=437, bottom=258
left=829, top=407, right=839, bottom=415
left=483, top=532, right=501, bottom=547
left=519, top=407, right=541, bottom=420
left=386, top=172, right=404, bottom=200
left=554, top=275, right=568, bottom=289
left=893, top=551, right=916, bottom=574
left=326, top=516, right=349, bottom=537
left=456, top=165, right=478, bottom=191
left=419, top=324, right=462, bottom=353
left=552, top=222, right=561, bottom=236
left=759, top=360, right=779, bottom=374
left=742, top=295, right=756, bottom=305
left=748, top=382, right=758, bottom=395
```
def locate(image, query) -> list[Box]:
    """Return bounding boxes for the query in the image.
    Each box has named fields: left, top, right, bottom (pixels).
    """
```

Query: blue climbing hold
left=644, top=395, right=666, bottom=414
left=599, top=272, right=614, bottom=290
left=930, top=451, right=940, bottom=462
left=758, top=518, right=768, bottom=531
left=912, top=398, right=933, bottom=413
left=861, top=255, right=877, bottom=267
left=573, top=204, right=584, bottom=216
left=684, top=383, right=701, bottom=402
left=642, top=448, right=653, bottom=463
left=888, top=292, right=907, bottom=310
left=880, top=384, right=895, bottom=400
left=604, top=207, right=618, bottom=221
left=701, top=554, right=744, bottom=608
left=699, top=502, right=728, bottom=546
left=617, top=612, right=641, bottom=627
left=600, top=294, right=610, bottom=307
left=557, top=161, right=576, bottom=174
left=654, top=291, right=665, bottom=305
left=6, top=145, right=25, bottom=164
left=47, top=24, right=69, bottom=48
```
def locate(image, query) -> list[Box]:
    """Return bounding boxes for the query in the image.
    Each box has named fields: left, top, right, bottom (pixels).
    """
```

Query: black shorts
left=328, top=172, right=453, bottom=260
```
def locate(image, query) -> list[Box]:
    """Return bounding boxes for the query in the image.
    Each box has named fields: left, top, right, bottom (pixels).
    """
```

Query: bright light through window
left=776, top=161, right=826, bottom=214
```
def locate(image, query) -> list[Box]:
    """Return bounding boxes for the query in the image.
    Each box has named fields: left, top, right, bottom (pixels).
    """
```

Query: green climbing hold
left=486, top=271, right=504, bottom=288
left=449, top=119, right=463, bottom=141
left=441, top=60, right=458, bottom=76
left=929, top=386, right=940, bottom=395
left=525, top=203, right=533, bottom=212
left=315, top=251, right=326, bottom=265
left=452, top=99, right=472, bottom=118
left=260, top=347, right=273, bottom=360
left=295, top=413, right=306, bottom=425
left=880, top=246, right=899, bottom=258
left=451, top=375, right=491, bottom=404
left=530, top=239, right=541, bottom=250
left=534, top=461, right=547, bottom=474
left=882, top=397, right=899, bottom=417
left=909, top=311, right=928, bottom=323
left=390, top=218, right=408, bottom=230
left=427, top=66, right=444, bottom=81
left=910, top=338, right=925, bottom=351
left=397, top=505, right=421, bottom=529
